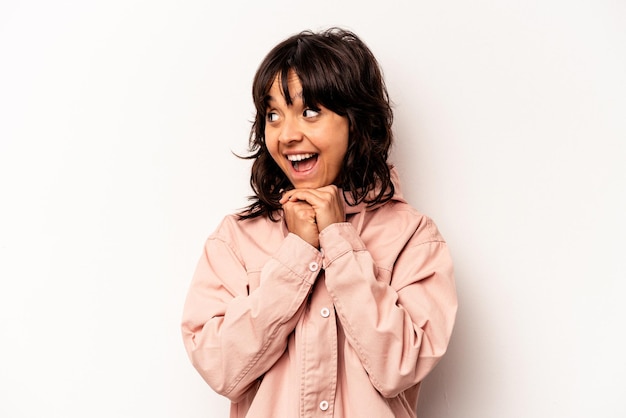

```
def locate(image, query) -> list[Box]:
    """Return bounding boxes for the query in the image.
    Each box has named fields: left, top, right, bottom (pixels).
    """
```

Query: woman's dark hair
left=239, top=27, right=394, bottom=220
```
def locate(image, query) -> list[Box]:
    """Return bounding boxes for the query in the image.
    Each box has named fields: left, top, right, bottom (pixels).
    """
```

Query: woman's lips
left=287, top=153, right=318, bottom=172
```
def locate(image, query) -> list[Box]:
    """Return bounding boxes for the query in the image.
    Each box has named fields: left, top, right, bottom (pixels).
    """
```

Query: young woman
left=182, top=27, right=457, bottom=418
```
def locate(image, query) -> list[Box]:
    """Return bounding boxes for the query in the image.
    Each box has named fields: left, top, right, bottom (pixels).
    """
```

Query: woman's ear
left=347, top=114, right=355, bottom=133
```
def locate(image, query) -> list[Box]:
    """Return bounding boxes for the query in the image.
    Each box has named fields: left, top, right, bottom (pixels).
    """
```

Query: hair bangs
left=288, top=38, right=348, bottom=114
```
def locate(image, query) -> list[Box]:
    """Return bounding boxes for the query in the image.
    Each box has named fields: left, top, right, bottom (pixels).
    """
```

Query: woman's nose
left=278, top=116, right=303, bottom=143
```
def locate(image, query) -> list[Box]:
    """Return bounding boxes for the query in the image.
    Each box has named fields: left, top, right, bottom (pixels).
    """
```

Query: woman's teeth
left=287, top=153, right=316, bottom=162
left=287, top=153, right=318, bottom=172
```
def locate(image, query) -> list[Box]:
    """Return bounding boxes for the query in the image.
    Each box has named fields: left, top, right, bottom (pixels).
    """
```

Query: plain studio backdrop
left=1, top=1, right=624, bottom=417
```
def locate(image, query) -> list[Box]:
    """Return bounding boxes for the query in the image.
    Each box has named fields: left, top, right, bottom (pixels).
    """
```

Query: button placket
left=300, top=263, right=335, bottom=416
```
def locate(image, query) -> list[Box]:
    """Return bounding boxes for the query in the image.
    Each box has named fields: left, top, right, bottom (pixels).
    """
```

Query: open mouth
left=287, top=153, right=318, bottom=172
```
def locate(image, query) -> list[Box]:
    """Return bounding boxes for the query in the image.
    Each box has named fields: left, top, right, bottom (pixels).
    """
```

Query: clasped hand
left=280, top=185, right=345, bottom=249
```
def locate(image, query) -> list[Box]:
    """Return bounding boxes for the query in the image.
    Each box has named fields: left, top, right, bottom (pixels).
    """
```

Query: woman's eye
left=267, top=112, right=279, bottom=122
left=303, top=109, right=319, bottom=118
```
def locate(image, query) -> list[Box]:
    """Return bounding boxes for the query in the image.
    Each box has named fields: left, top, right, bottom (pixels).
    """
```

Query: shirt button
left=308, top=261, right=319, bottom=272
left=320, top=307, right=330, bottom=318
left=319, top=400, right=329, bottom=411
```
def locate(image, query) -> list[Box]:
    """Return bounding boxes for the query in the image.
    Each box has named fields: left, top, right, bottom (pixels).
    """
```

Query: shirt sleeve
left=319, top=218, right=458, bottom=398
left=181, top=225, right=322, bottom=402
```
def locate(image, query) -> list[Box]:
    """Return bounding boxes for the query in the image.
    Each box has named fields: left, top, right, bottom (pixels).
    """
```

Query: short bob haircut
left=239, top=27, right=394, bottom=220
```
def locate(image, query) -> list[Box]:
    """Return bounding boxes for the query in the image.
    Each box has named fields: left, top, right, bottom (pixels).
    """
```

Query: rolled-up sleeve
left=320, top=218, right=457, bottom=398
left=181, top=223, right=322, bottom=402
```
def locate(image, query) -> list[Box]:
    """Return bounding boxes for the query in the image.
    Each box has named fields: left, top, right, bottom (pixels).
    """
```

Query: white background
left=1, top=1, right=624, bottom=417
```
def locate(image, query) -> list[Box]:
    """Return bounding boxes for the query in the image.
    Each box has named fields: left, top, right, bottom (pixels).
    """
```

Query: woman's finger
left=282, top=186, right=344, bottom=230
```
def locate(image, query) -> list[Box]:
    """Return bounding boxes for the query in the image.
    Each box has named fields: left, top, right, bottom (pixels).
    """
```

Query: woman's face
left=265, top=71, right=349, bottom=190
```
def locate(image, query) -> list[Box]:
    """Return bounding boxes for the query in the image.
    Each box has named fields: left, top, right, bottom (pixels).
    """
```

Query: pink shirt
left=182, top=171, right=457, bottom=417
